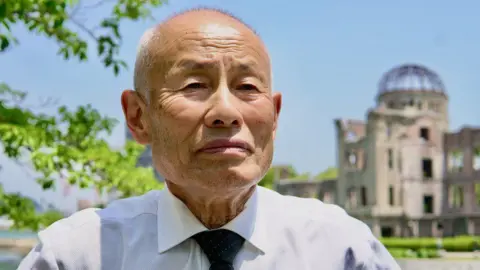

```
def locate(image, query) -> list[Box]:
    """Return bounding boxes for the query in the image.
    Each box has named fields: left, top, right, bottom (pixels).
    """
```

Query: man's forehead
left=160, top=15, right=260, bottom=46
left=174, top=55, right=261, bottom=68
left=141, top=14, right=270, bottom=66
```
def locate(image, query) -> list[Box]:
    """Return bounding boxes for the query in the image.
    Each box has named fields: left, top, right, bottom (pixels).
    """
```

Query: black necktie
left=193, top=229, right=245, bottom=270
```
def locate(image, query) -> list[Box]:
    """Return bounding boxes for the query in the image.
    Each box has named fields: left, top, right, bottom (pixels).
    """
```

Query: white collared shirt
left=18, top=186, right=400, bottom=270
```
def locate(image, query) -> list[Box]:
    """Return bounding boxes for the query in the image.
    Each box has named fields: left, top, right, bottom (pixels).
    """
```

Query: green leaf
left=0, top=35, right=9, bottom=50
left=113, top=63, right=119, bottom=75
left=0, top=4, right=7, bottom=20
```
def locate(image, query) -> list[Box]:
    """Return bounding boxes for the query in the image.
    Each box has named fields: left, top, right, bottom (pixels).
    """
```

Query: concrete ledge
left=397, top=259, right=480, bottom=270
left=0, top=238, right=37, bottom=256
left=439, top=251, right=480, bottom=260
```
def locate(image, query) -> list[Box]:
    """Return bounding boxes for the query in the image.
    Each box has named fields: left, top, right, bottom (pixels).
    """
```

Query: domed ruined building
left=376, top=64, right=447, bottom=114
left=333, top=64, right=480, bottom=237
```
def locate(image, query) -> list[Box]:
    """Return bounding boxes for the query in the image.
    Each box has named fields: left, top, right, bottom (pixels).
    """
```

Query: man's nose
left=204, top=87, right=243, bottom=128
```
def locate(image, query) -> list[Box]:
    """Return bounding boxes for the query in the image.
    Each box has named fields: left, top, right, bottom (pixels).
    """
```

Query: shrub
left=381, top=236, right=480, bottom=252
left=387, top=248, right=439, bottom=259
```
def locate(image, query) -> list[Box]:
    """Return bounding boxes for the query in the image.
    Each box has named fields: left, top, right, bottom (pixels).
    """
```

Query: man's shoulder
left=39, top=190, right=161, bottom=245
left=22, top=190, right=162, bottom=268
left=258, top=189, right=399, bottom=269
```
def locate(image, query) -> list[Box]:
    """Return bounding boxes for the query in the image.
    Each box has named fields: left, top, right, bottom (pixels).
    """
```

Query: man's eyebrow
left=232, top=60, right=258, bottom=73
left=231, top=60, right=268, bottom=83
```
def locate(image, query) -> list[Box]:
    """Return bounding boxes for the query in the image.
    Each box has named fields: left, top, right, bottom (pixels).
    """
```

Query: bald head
left=133, top=8, right=269, bottom=99
left=166, top=8, right=258, bottom=36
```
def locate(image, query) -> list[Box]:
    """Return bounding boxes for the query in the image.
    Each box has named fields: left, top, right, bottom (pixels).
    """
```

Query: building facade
left=441, top=127, right=480, bottom=235
left=275, top=64, right=480, bottom=238
left=334, top=64, right=449, bottom=237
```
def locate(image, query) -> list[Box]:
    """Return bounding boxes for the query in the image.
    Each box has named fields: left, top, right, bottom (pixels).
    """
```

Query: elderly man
left=18, top=8, right=400, bottom=270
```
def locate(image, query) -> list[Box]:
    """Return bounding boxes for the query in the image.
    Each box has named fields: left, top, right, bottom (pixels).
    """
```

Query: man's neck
left=166, top=182, right=256, bottom=229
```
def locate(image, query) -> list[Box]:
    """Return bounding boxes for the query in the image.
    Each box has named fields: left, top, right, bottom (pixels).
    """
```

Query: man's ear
left=271, top=92, right=282, bottom=139
left=121, top=90, right=150, bottom=145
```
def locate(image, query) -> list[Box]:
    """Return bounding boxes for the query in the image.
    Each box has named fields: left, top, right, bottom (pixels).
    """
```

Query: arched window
left=345, top=131, right=357, bottom=142
left=346, top=150, right=357, bottom=166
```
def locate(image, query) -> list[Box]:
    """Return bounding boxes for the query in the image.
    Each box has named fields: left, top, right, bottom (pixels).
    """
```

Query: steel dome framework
left=377, top=64, right=446, bottom=98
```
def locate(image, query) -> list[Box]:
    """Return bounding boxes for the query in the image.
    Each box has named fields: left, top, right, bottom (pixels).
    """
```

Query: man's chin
left=196, top=166, right=262, bottom=190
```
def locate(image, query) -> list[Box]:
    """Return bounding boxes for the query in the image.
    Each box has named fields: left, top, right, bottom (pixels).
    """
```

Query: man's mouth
left=198, top=139, right=253, bottom=154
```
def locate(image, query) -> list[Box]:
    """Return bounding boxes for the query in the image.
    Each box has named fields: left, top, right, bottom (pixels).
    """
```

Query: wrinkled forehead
left=161, top=11, right=264, bottom=45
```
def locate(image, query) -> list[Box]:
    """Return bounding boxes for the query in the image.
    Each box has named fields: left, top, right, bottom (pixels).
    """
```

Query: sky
left=1, top=0, right=479, bottom=210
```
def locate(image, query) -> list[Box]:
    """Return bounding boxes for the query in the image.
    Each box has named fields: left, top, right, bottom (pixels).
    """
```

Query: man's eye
left=185, top=82, right=208, bottom=89
left=237, top=84, right=258, bottom=91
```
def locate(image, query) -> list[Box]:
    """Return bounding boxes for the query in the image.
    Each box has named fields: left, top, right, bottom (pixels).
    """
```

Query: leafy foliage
left=1, top=82, right=163, bottom=230
left=258, top=167, right=276, bottom=189
left=314, top=167, right=338, bottom=181
left=258, top=165, right=299, bottom=189
left=259, top=166, right=337, bottom=184
left=0, top=0, right=166, bottom=75
left=0, top=186, right=39, bottom=230
left=0, top=183, right=65, bottom=230
left=0, top=0, right=166, bottom=230
left=290, top=172, right=310, bottom=180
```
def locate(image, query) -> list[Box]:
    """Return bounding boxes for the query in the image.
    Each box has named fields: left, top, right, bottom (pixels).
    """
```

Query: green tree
left=258, top=165, right=299, bottom=189
left=258, top=167, right=276, bottom=189
left=0, top=0, right=166, bottom=231
left=314, top=167, right=338, bottom=181
left=291, top=172, right=310, bottom=180
left=38, top=210, right=65, bottom=227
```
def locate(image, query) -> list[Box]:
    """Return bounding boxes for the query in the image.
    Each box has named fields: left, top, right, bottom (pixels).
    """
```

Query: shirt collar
left=156, top=186, right=268, bottom=255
